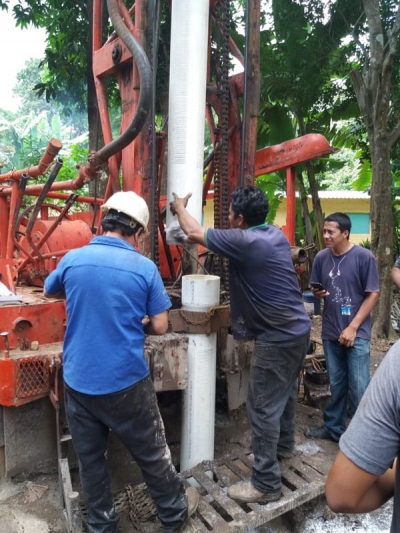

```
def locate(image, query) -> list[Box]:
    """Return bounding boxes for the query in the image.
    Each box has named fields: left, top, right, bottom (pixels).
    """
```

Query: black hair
left=325, top=212, right=352, bottom=235
left=101, top=209, right=143, bottom=237
left=230, top=186, right=269, bottom=227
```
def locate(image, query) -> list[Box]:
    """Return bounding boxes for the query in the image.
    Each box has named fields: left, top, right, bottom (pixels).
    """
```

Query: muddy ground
left=0, top=315, right=396, bottom=533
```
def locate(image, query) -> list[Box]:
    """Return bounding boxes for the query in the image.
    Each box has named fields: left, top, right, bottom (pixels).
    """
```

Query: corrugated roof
left=206, top=189, right=370, bottom=200
left=317, top=191, right=370, bottom=199
left=283, top=191, right=370, bottom=199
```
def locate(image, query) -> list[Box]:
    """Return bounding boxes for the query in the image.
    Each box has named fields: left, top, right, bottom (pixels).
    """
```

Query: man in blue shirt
left=44, top=191, right=198, bottom=533
left=170, top=186, right=311, bottom=505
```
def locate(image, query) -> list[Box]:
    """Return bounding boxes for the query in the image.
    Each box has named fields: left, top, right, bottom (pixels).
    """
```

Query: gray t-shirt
left=310, top=245, right=379, bottom=340
left=205, top=224, right=311, bottom=341
left=340, top=341, right=400, bottom=531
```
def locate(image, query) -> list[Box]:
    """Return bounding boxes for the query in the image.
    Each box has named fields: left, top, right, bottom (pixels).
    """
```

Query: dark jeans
left=323, top=338, right=371, bottom=441
left=248, top=332, right=310, bottom=493
left=64, top=376, right=187, bottom=533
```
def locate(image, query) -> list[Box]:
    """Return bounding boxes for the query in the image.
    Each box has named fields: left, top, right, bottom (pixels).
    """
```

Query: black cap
left=103, top=208, right=139, bottom=229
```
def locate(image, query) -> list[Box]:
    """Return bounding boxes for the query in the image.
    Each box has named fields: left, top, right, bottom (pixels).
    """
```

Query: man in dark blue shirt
left=45, top=191, right=198, bottom=533
left=304, top=212, right=379, bottom=443
left=170, top=186, right=310, bottom=505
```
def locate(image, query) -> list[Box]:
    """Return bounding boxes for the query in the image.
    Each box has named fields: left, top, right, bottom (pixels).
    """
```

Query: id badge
left=341, top=305, right=351, bottom=316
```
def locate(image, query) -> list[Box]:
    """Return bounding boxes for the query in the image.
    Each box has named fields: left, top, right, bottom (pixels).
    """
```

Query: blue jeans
left=247, top=332, right=310, bottom=493
left=65, top=376, right=187, bottom=533
left=323, top=338, right=371, bottom=441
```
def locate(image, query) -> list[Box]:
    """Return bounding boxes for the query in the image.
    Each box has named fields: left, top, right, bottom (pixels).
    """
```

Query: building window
left=347, top=213, right=370, bottom=234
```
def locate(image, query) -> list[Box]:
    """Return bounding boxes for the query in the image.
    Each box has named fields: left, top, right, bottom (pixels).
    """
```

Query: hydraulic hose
left=91, top=0, right=152, bottom=167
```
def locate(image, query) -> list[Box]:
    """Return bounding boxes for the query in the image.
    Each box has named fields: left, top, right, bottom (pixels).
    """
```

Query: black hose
left=96, top=0, right=152, bottom=163
left=25, top=158, right=64, bottom=237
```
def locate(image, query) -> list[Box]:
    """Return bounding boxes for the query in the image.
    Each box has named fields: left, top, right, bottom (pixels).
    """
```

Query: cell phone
left=310, top=282, right=324, bottom=291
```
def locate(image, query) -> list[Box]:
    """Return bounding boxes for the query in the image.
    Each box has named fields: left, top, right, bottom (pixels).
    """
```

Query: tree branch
left=338, top=8, right=369, bottom=67
left=349, top=68, right=367, bottom=113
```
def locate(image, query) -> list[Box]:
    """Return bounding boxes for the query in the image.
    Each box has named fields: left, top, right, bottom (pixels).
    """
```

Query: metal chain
left=220, top=0, right=230, bottom=231
left=214, top=0, right=231, bottom=293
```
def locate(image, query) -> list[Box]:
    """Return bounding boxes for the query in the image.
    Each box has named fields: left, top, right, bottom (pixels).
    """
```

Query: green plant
left=359, top=239, right=371, bottom=249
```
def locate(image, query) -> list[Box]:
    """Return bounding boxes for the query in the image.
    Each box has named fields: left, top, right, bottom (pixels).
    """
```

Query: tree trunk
left=305, top=161, right=324, bottom=251
left=369, top=137, right=393, bottom=337
left=297, top=118, right=324, bottom=251
left=348, top=0, right=400, bottom=337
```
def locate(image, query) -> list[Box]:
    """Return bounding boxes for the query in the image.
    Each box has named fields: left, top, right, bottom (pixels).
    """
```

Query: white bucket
left=182, top=275, right=220, bottom=311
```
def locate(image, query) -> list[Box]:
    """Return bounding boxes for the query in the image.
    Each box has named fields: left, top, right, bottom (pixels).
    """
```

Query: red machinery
left=0, top=0, right=335, bottom=438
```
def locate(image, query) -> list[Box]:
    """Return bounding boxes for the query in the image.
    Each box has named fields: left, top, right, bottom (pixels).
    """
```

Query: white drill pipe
left=180, top=275, right=220, bottom=471
left=166, top=0, right=210, bottom=241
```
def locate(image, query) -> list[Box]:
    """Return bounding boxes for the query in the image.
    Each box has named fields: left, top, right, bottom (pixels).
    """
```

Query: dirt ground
left=0, top=315, right=396, bottom=533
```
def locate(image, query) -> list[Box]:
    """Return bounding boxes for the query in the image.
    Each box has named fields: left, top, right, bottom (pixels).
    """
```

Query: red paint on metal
left=285, top=167, right=296, bottom=246
left=255, top=134, right=338, bottom=177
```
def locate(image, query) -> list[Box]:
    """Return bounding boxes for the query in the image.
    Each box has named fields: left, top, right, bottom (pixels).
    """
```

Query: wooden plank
left=280, top=485, right=292, bottom=497
left=191, top=470, right=248, bottom=523
left=223, top=458, right=251, bottom=480
left=247, top=481, right=324, bottom=523
left=190, top=514, right=212, bottom=532
left=235, top=451, right=254, bottom=470
left=212, top=463, right=241, bottom=486
left=290, top=458, right=326, bottom=483
left=59, top=457, right=82, bottom=533
left=280, top=463, right=309, bottom=490
left=196, top=497, right=232, bottom=532
left=302, top=453, right=332, bottom=476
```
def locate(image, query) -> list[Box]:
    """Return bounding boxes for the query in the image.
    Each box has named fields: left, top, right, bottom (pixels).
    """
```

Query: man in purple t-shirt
left=304, top=212, right=379, bottom=442
left=170, top=186, right=310, bottom=506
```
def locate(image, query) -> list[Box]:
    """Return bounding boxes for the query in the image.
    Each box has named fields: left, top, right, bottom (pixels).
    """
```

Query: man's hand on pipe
left=170, top=192, right=192, bottom=215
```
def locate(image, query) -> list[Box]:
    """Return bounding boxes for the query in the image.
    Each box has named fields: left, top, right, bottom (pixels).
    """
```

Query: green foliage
left=318, top=148, right=362, bottom=191
left=0, top=108, right=88, bottom=193
left=6, top=0, right=89, bottom=113
left=13, top=58, right=87, bottom=135
left=256, top=173, right=284, bottom=224
left=358, top=239, right=371, bottom=250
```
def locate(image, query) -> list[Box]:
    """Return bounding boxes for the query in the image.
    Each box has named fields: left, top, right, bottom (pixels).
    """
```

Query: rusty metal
left=290, top=246, right=307, bottom=264
left=255, top=134, right=338, bottom=177
left=24, top=158, right=64, bottom=260
left=91, top=0, right=151, bottom=166
left=0, top=345, right=63, bottom=407
left=0, top=332, right=10, bottom=357
left=240, top=0, right=261, bottom=187
left=210, top=0, right=231, bottom=292
left=169, top=305, right=230, bottom=335
left=127, top=484, right=157, bottom=523
left=286, top=166, right=296, bottom=246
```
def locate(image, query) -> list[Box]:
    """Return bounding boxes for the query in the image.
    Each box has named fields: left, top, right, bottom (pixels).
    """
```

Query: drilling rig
left=0, top=1, right=336, bottom=531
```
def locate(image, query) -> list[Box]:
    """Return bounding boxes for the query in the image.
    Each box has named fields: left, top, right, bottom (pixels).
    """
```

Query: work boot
left=277, top=448, right=296, bottom=460
left=304, top=425, right=337, bottom=441
left=227, top=481, right=281, bottom=504
left=165, top=487, right=200, bottom=533
left=186, top=487, right=200, bottom=518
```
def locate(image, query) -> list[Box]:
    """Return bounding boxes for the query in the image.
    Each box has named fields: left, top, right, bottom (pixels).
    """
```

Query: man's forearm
left=326, top=451, right=395, bottom=513
left=43, top=289, right=66, bottom=299
left=349, top=292, right=379, bottom=330
left=174, top=206, right=206, bottom=245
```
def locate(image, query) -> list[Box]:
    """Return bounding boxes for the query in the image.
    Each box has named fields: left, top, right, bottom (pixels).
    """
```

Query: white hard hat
left=101, top=191, right=149, bottom=230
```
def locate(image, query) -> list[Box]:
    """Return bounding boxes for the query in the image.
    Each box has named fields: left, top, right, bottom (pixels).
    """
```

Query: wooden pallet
left=181, top=447, right=329, bottom=532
